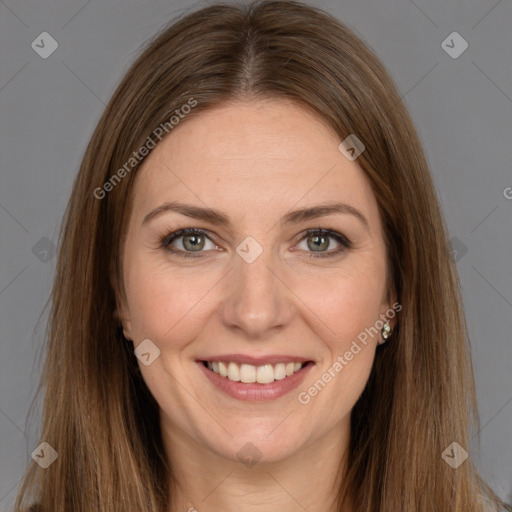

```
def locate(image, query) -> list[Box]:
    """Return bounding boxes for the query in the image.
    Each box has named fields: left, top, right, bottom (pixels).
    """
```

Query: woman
left=14, top=1, right=510, bottom=511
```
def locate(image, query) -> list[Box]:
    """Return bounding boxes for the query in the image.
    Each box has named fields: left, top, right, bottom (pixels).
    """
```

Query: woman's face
left=119, top=99, right=394, bottom=465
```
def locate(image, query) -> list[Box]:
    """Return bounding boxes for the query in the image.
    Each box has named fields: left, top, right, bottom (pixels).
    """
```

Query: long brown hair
left=14, top=1, right=509, bottom=511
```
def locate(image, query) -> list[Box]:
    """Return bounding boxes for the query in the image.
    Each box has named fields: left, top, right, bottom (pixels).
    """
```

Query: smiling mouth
left=201, top=360, right=313, bottom=384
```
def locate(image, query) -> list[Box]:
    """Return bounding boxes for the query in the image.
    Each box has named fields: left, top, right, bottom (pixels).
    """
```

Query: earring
left=380, top=321, right=392, bottom=344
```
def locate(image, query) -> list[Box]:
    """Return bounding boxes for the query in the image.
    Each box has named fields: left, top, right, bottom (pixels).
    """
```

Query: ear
left=110, top=265, right=133, bottom=341
left=381, top=291, right=401, bottom=330
left=113, top=303, right=133, bottom=340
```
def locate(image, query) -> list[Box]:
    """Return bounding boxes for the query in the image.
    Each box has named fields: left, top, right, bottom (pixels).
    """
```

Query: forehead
left=131, top=99, right=380, bottom=227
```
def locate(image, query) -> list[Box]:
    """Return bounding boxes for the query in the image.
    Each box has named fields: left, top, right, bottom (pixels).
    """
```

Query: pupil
left=184, top=235, right=204, bottom=251
left=309, top=235, right=328, bottom=251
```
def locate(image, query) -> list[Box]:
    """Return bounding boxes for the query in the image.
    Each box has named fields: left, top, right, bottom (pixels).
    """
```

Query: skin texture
left=118, top=99, right=396, bottom=512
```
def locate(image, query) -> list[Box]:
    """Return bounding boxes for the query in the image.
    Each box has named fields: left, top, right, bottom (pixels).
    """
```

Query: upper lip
left=197, top=354, right=313, bottom=365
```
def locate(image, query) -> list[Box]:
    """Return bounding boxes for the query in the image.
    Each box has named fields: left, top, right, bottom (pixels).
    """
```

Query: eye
left=161, top=227, right=351, bottom=259
left=295, top=229, right=351, bottom=258
left=161, top=228, right=218, bottom=258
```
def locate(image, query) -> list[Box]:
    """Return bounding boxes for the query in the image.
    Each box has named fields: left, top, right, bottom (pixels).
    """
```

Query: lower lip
left=197, top=361, right=314, bottom=401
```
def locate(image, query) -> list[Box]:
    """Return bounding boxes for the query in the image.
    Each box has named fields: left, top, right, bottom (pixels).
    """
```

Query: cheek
left=330, top=280, right=382, bottom=343
left=294, top=258, right=387, bottom=346
left=123, top=253, right=219, bottom=345
left=294, top=268, right=383, bottom=411
left=123, top=241, right=387, bottom=357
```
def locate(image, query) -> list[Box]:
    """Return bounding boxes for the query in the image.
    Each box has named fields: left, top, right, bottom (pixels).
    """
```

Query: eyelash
left=160, top=228, right=352, bottom=259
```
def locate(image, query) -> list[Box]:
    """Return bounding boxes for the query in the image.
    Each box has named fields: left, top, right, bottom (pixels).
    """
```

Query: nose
left=218, top=244, right=295, bottom=339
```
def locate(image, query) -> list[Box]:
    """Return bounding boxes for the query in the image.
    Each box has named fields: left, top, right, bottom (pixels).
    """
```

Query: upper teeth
left=206, top=361, right=304, bottom=384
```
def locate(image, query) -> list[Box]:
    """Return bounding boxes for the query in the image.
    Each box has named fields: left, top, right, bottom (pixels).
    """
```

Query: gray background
left=0, top=0, right=511, bottom=509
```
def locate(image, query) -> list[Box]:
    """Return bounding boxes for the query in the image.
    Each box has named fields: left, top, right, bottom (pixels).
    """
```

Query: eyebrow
left=142, top=200, right=369, bottom=230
